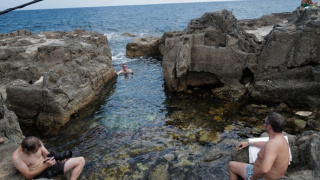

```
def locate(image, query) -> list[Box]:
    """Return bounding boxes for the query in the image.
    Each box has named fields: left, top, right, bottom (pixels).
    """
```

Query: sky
left=0, top=0, right=236, bottom=11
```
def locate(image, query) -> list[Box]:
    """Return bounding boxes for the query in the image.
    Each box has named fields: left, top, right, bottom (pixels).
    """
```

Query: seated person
left=301, top=0, right=319, bottom=7
left=228, top=112, right=290, bottom=180
left=12, top=136, right=85, bottom=180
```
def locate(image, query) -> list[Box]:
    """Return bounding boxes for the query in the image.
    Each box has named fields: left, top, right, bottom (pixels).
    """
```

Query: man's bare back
left=228, top=112, right=290, bottom=180
left=253, top=135, right=290, bottom=179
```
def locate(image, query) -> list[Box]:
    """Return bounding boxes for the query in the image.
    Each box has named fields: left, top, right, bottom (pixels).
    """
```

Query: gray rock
left=249, top=8, right=320, bottom=108
left=149, top=163, right=169, bottom=180
left=162, top=9, right=259, bottom=95
left=160, top=8, right=320, bottom=108
left=126, top=36, right=161, bottom=58
left=1, top=29, right=117, bottom=133
left=0, top=103, right=24, bottom=180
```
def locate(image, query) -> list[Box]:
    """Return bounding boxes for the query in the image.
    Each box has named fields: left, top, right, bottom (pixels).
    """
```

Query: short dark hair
left=21, top=136, right=41, bottom=152
left=266, top=112, right=285, bottom=133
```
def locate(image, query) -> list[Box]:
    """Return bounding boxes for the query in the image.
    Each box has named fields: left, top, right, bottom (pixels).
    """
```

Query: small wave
left=104, top=32, right=121, bottom=39
left=112, top=52, right=126, bottom=60
left=112, top=57, right=137, bottom=65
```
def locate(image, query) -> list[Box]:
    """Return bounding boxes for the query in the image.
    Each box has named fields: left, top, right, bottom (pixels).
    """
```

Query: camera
left=47, top=151, right=72, bottom=161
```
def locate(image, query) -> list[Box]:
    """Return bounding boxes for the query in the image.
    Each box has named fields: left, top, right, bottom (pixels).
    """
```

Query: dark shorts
left=34, top=162, right=65, bottom=179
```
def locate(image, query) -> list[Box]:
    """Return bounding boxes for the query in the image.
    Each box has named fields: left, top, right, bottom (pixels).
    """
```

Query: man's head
left=264, top=112, right=285, bottom=133
left=21, top=136, right=41, bottom=154
left=122, top=63, right=128, bottom=71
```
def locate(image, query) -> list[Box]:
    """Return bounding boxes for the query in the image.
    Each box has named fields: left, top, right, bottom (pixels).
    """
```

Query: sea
left=0, top=0, right=301, bottom=179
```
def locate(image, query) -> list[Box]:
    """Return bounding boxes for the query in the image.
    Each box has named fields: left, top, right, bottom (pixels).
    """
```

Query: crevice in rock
left=240, top=67, right=254, bottom=85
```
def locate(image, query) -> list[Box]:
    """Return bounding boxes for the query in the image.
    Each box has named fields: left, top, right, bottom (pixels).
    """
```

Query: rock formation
left=249, top=8, right=320, bottom=108
left=0, top=102, right=25, bottom=180
left=162, top=10, right=262, bottom=94
left=0, top=29, right=117, bottom=133
left=126, top=36, right=161, bottom=58
left=160, top=8, right=320, bottom=108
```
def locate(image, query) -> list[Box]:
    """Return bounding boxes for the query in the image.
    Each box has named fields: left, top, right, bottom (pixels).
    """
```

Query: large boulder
left=126, top=36, right=161, bottom=58
left=161, top=10, right=261, bottom=94
left=161, top=8, right=320, bottom=108
left=0, top=29, right=117, bottom=133
left=249, top=8, right=320, bottom=108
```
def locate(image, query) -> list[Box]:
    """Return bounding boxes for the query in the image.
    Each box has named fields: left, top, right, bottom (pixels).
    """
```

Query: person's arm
left=117, top=70, right=123, bottom=75
left=250, top=141, right=267, bottom=149
left=250, top=141, right=278, bottom=179
left=237, top=140, right=267, bottom=150
left=40, top=141, right=50, bottom=157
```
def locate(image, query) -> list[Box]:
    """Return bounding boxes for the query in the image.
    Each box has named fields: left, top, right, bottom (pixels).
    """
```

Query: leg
left=64, top=157, right=85, bottom=180
left=228, top=161, right=248, bottom=180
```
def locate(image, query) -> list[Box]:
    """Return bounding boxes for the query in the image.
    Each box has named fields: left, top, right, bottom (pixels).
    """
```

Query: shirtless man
left=12, top=136, right=85, bottom=180
left=228, top=112, right=290, bottom=180
left=301, top=0, right=319, bottom=7
left=117, top=63, right=133, bottom=75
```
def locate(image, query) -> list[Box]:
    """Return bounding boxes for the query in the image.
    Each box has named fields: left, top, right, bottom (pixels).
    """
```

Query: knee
left=228, top=161, right=236, bottom=170
left=79, top=157, right=85, bottom=167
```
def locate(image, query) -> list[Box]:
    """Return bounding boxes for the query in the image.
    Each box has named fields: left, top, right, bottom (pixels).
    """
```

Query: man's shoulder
left=12, top=147, right=23, bottom=163
left=267, top=135, right=288, bottom=148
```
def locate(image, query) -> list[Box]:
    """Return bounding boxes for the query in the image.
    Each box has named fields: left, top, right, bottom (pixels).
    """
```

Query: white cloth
left=248, top=136, right=292, bottom=164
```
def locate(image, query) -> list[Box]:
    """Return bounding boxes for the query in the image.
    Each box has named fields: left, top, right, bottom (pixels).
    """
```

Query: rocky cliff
left=0, top=29, right=117, bottom=133
left=160, top=8, right=320, bottom=108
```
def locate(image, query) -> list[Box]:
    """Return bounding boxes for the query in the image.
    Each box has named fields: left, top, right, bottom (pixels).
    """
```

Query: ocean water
left=1, top=0, right=302, bottom=179
left=1, top=0, right=300, bottom=61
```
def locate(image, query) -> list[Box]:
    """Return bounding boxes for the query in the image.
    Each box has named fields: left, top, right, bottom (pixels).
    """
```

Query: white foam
left=112, top=52, right=126, bottom=60
left=104, top=32, right=121, bottom=39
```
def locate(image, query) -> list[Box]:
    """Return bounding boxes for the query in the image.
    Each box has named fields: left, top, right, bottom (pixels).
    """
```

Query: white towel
left=248, top=136, right=292, bottom=164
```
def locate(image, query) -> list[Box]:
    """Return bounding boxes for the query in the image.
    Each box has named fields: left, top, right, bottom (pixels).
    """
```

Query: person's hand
left=237, top=141, right=249, bottom=150
left=61, top=158, right=69, bottom=163
left=43, top=157, right=56, bottom=167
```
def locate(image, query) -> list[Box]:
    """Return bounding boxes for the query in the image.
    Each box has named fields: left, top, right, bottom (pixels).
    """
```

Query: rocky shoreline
left=128, top=7, right=320, bottom=109
left=1, top=29, right=117, bottom=134
left=1, top=7, right=320, bottom=180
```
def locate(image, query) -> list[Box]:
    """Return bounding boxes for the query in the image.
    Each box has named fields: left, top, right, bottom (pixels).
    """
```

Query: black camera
left=47, top=151, right=72, bottom=161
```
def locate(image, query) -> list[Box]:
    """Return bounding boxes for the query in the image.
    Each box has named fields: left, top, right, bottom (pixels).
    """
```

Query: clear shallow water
left=1, top=0, right=304, bottom=178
